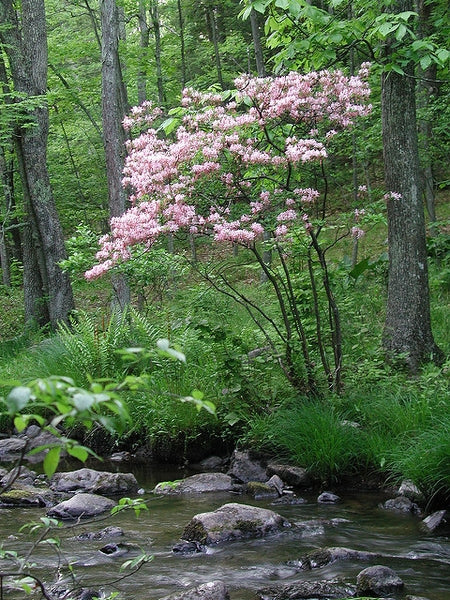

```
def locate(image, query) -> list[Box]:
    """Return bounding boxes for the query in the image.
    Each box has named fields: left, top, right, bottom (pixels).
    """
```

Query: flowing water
left=0, top=461, right=449, bottom=599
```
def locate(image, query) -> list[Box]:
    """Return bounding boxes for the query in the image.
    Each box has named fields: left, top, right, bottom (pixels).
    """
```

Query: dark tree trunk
left=250, top=8, right=266, bottom=77
left=138, top=0, right=150, bottom=104
left=0, top=0, right=75, bottom=328
left=381, top=0, right=443, bottom=371
left=100, top=0, right=130, bottom=310
left=177, top=0, right=187, bottom=89
left=208, top=7, right=224, bottom=89
left=150, top=0, right=166, bottom=106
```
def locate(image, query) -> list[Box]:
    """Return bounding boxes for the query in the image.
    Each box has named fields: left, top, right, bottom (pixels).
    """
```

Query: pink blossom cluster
left=86, top=67, right=372, bottom=279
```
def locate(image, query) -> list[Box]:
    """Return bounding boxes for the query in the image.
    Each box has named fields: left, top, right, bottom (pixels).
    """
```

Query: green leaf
left=43, top=446, right=61, bottom=478
left=14, top=415, right=28, bottom=432
left=67, top=445, right=89, bottom=462
left=6, top=386, right=31, bottom=413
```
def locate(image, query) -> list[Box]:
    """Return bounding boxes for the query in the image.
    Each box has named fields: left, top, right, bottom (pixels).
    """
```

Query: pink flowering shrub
left=86, top=66, right=372, bottom=393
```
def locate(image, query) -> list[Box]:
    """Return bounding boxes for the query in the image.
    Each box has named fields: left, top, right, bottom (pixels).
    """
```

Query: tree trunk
left=177, top=0, right=187, bottom=89
left=417, top=0, right=439, bottom=228
left=150, top=0, right=166, bottom=106
left=208, top=6, right=224, bottom=90
left=138, top=0, right=150, bottom=104
left=100, top=0, right=130, bottom=310
left=0, top=0, right=75, bottom=328
left=250, top=8, right=266, bottom=77
left=381, top=0, right=442, bottom=370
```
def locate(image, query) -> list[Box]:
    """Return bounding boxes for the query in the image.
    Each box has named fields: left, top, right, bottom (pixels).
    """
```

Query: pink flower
left=351, top=226, right=365, bottom=239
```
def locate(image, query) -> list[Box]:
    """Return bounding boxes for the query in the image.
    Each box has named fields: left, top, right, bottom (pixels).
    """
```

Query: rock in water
left=181, top=502, right=289, bottom=545
left=356, top=565, right=404, bottom=596
left=47, top=493, right=116, bottom=520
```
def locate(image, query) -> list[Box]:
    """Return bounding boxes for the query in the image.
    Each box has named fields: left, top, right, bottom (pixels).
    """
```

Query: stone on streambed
left=381, top=495, right=422, bottom=514
left=421, top=510, right=447, bottom=533
left=161, top=581, right=230, bottom=600
left=50, top=467, right=138, bottom=495
left=0, top=484, right=50, bottom=507
left=47, top=493, right=116, bottom=520
left=227, top=449, right=268, bottom=483
left=267, top=463, right=310, bottom=488
left=287, top=546, right=381, bottom=570
left=356, top=565, right=404, bottom=597
left=154, top=472, right=235, bottom=495
left=258, top=580, right=357, bottom=599
left=180, top=502, right=290, bottom=545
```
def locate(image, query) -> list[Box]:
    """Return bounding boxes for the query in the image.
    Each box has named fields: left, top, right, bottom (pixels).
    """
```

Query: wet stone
left=356, top=565, right=404, bottom=597
left=317, top=491, right=341, bottom=504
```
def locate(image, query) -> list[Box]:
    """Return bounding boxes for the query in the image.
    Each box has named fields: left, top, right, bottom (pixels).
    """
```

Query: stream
left=0, top=461, right=449, bottom=599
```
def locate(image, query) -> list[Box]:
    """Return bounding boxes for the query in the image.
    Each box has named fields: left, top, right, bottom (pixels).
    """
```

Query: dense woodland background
left=0, top=1, right=449, bottom=503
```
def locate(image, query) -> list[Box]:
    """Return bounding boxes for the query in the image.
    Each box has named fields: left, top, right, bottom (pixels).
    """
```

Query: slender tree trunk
left=100, top=0, right=130, bottom=310
left=138, top=0, right=150, bottom=104
left=250, top=9, right=266, bottom=77
left=0, top=0, right=75, bottom=328
left=381, top=0, right=443, bottom=371
left=416, top=0, right=438, bottom=228
left=150, top=0, right=166, bottom=106
left=177, top=0, right=187, bottom=89
left=208, top=7, right=224, bottom=89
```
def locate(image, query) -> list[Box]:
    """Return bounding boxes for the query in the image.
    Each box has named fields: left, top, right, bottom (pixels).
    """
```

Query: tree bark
left=138, top=0, right=150, bottom=104
left=150, top=0, right=166, bottom=106
left=0, top=0, right=75, bottom=328
left=250, top=8, right=266, bottom=77
left=381, top=0, right=443, bottom=371
left=100, top=0, right=130, bottom=310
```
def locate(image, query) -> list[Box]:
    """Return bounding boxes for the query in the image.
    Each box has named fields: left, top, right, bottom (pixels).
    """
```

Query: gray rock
left=317, top=491, right=340, bottom=504
left=172, top=540, right=206, bottom=554
left=227, top=450, right=267, bottom=483
left=22, top=428, right=65, bottom=463
left=398, top=479, right=425, bottom=501
left=288, top=546, right=381, bottom=570
left=154, top=472, right=234, bottom=495
left=50, top=468, right=138, bottom=495
left=267, top=463, right=310, bottom=487
left=0, top=465, right=37, bottom=487
left=161, top=581, right=230, bottom=600
left=267, top=474, right=284, bottom=495
left=0, top=484, right=49, bottom=507
left=47, top=493, right=116, bottom=520
left=181, top=502, right=290, bottom=545
left=76, top=526, right=124, bottom=541
left=246, top=481, right=279, bottom=500
left=382, top=495, right=422, bottom=515
left=258, top=580, right=357, bottom=599
left=356, top=565, right=404, bottom=597
left=271, top=495, right=307, bottom=506
left=0, top=437, right=27, bottom=461
left=421, top=510, right=447, bottom=532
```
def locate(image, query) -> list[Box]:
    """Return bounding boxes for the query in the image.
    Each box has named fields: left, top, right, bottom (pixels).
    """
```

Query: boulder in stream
left=227, top=450, right=267, bottom=483
left=181, top=502, right=290, bottom=545
left=47, top=492, right=116, bottom=520
left=356, top=564, right=404, bottom=597
left=421, top=510, right=447, bottom=533
left=288, top=546, right=381, bottom=570
left=267, top=463, right=310, bottom=488
left=0, top=484, right=50, bottom=507
left=161, top=580, right=230, bottom=600
left=154, top=472, right=234, bottom=495
left=258, top=580, right=357, bottom=599
left=382, top=495, right=422, bottom=514
left=50, top=467, right=138, bottom=495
